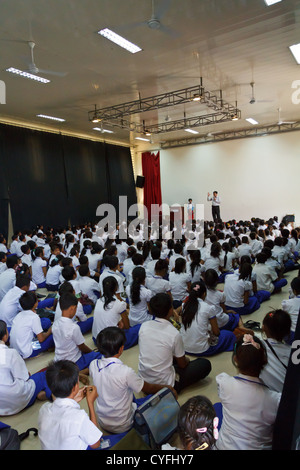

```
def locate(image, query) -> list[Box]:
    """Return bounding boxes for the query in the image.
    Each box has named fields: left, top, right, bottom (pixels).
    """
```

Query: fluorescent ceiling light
left=98, top=28, right=142, bottom=54
left=93, top=127, right=114, bottom=133
left=37, top=114, right=65, bottom=122
left=6, top=67, right=50, bottom=83
left=184, top=128, right=199, bottom=134
left=289, top=43, right=300, bottom=64
left=264, top=0, right=282, bottom=5
left=246, top=118, right=259, bottom=125
left=135, top=137, right=150, bottom=142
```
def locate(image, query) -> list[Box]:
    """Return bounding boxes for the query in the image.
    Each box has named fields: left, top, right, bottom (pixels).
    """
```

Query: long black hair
left=189, top=250, right=201, bottom=278
left=102, top=276, right=118, bottom=309
left=182, top=281, right=206, bottom=330
left=130, top=266, right=146, bottom=305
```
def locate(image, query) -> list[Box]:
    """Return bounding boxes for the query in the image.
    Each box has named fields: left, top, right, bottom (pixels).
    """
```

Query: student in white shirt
left=224, top=263, right=260, bottom=316
left=38, top=359, right=102, bottom=450
left=9, top=291, right=54, bottom=359
left=168, top=242, right=186, bottom=272
left=249, top=232, right=263, bottom=257
left=186, top=249, right=205, bottom=283
left=237, top=236, right=253, bottom=261
left=253, top=252, right=287, bottom=294
left=215, top=334, right=281, bottom=450
left=169, top=258, right=191, bottom=308
left=0, top=320, right=52, bottom=416
left=0, top=235, right=8, bottom=254
left=138, top=293, right=211, bottom=394
left=0, top=255, right=18, bottom=302
left=99, top=255, right=124, bottom=299
left=0, top=274, right=31, bottom=329
left=45, top=254, right=64, bottom=291
left=260, top=310, right=291, bottom=392
left=86, top=242, right=102, bottom=274
left=202, top=241, right=225, bottom=281
left=126, top=266, right=153, bottom=327
left=78, top=264, right=101, bottom=306
left=54, top=281, right=93, bottom=335
left=52, top=292, right=102, bottom=374
left=31, top=247, right=47, bottom=288
left=90, top=326, right=176, bottom=434
left=145, top=259, right=172, bottom=296
left=145, top=245, right=161, bottom=277
left=122, top=246, right=136, bottom=282
left=93, top=275, right=139, bottom=350
left=180, top=281, right=236, bottom=357
left=281, top=276, right=300, bottom=342
left=221, top=242, right=238, bottom=277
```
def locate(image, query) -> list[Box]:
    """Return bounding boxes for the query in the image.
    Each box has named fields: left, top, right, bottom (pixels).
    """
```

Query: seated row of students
left=0, top=216, right=299, bottom=450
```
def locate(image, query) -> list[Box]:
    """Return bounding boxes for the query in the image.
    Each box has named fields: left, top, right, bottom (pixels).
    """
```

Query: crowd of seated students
left=0, top=215, right=299, bottom=450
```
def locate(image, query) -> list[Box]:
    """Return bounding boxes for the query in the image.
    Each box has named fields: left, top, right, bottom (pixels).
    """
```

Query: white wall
left=159, top=130, right=300, bottom=224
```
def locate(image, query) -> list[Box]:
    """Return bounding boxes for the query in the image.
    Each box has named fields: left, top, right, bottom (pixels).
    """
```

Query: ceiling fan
left=120, top=0, right=179, bottom=37
left=277, top=108, right=296, bottom=125
left=24, top=41, right=67, bottom=77
left=249, top=82, right=273, bottom=105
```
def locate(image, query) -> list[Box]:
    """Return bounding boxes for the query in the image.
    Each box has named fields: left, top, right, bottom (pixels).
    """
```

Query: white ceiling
left=1, top=0, right=300, bottom=147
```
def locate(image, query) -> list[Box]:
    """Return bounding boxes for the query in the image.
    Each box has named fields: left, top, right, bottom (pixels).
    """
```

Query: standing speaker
left=136, top=175, right=145, bottom=188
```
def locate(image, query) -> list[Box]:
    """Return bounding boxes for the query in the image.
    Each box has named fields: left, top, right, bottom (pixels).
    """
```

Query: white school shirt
left=186, top=261, right=205, bottom=283
left=250, top=239, right=263, bottom=256
left=87, top=252, right=102, bottom=272
left=46, top=264, right=62, bottom=286
left=21, top=253, right=32, bottom=267
left=0, top=285, right=24, bottom=327
left=216, top=372, right=281, bottom=450
left=126, top=284, right=153, bottom=326
left=272, top=246, right=285, bottom=266
left=92, top=297, right=127, bottom=339
left=180, top=299, right=217, bottom=354
left=9, top=240, right=19, bottom=254
left=169, top=271, right=191, bottom=301
left=203, top=254, right=224, bottom=276
left=145, top=259, right=160, bottom=277
left=223, top=273, right=252, bottom=308
left=32, top=258, right=47, bottom=285
left=138, top=317, right=185, bottom=387
left=205, top=288, right=229, bottom=328
left=168, top=254, right=185, bottom=272
left=52, top=316, right=85, bottom=363
left=54, top=296, right=87, bottom=323
left=223, top=251, right=238, bottom=272
left=78, top=275, right=100, bottom=304
left=145, top=275, right=171, bottom=295
left=38, top=398, right=102, bottom=450
left=0, top=342, right=36, bottom=415
left=122, top=258, right=134, bottom=279
left=0, top=268, right=16, bottom=301
left=89, top=357, right=144, bottom=433
left=281, top=296, right=300, bottom=332
left=99, top=270, right=124, bottom=295
left=0, top=244, right=8, bottom=254
left=259, top=338, right=291, bottom=393
left=237, top=243, right=253, bottom=259
left=9, top=309, right=44, bottom=359
left=0, top=262, right=7, bottom=275
left=252, top=263, right=277, bottom=293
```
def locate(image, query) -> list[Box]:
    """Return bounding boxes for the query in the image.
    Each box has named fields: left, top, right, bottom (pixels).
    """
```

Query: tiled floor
left=1, top=270, right=296, bottom=450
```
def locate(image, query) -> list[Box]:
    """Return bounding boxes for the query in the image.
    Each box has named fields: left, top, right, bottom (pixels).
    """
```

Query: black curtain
left=62, top=135, right=108, bottom=226
left=0, top=124, right=137, bottom=233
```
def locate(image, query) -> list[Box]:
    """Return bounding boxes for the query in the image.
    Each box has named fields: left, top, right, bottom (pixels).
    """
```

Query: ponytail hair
left=130, top=266, right=146, bottom=305
left=189, top=250, right=201, bottom=277
left=31, top=246, right=44, bottom=261
left=182, top=281, right=206, bottom=330
left=50, top=254, right=64, bottom=268
left=102, top=276, right=118, bottom=309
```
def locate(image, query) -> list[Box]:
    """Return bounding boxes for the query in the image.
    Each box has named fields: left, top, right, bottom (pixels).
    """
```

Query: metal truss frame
left=159, top=121, right=300, bottom=149
left=88, top=80, right=240, bottom=124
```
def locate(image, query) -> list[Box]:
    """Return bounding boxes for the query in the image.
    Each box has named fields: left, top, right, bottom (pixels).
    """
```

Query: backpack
left=0, top=423, right=38, bottom=450
left=133, top=387, right=180, bottom=449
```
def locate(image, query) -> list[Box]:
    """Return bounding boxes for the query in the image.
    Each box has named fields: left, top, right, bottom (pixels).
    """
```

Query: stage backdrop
left=159, top=130, right=300, bottom=224
left=0, top=123, right=136, bottom=235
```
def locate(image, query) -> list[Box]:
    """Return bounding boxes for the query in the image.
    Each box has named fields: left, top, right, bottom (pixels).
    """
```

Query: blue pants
left=255, top=290, right=271, bottom=304
left=225, top=295, right=260, bottom=316
left=186, top=329, right=236, bottom=357
left=38, top=298, right=55, bottom=309
left=27, top=318, right=55, bottom=358
left=78, top=316, right=93, bottom=335
left=83, top=304, right=93, bottom=315
left=220, top=312, right=240, bottom=331
left=26, top=370, right=52, bottom=407
left=272, top=278, right=288, bottom=292
left=46, top=284, right=59, bottom=292
left=213, top=402, right=223, bottom=430
left=37, top=281, right=47, bottom=289
left=76, top=351, right=102, bottom=370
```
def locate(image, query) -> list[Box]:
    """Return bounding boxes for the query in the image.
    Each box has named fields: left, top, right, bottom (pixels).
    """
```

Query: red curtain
left=142, top=151, right=162, bottom=219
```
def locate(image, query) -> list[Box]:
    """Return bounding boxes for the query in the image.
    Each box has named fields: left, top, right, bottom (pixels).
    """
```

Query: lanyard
left=97, top=361, right=116, bottom=372
left=234, top=376, right=269, bottom=388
